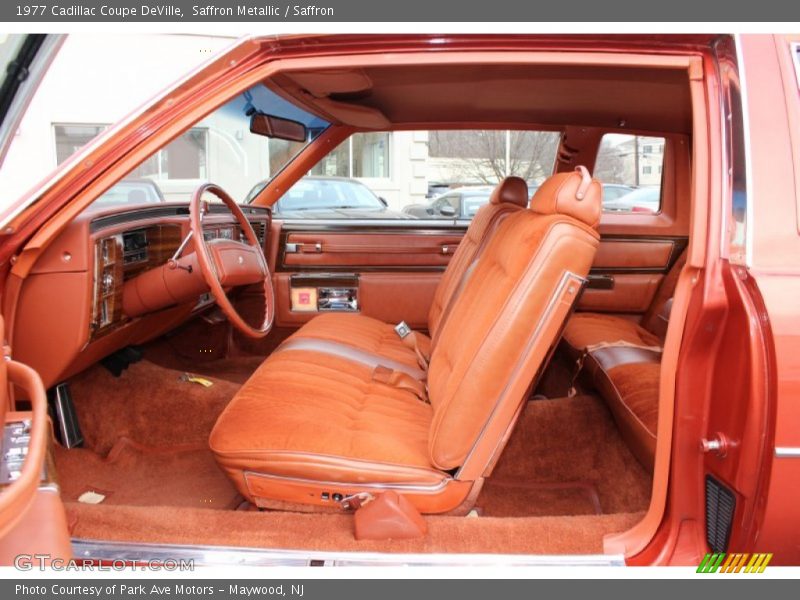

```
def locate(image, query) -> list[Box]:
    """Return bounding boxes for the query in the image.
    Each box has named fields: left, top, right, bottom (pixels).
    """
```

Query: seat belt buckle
left=394, top=321, right=412, bottom=339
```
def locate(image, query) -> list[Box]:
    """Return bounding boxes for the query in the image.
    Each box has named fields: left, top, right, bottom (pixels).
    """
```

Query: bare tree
left=593, top=141, right=627, bottom=184
left=429, top=130, right=559, bottom=184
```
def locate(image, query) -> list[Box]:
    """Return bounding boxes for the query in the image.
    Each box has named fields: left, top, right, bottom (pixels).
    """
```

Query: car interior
left=2, top=51, right=699, bottom=558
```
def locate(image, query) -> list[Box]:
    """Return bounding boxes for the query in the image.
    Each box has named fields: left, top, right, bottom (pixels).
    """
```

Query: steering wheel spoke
left=190, top=183, right=274, bottom=338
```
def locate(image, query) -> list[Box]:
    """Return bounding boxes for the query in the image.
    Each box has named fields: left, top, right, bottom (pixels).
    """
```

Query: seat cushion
left=209, top=347, right=446, bottom=491
left=593, top=361, right=660, bottom=470
left=562, top=312, right=661, bottom=356
left=288, top=312, right=422, bottom=371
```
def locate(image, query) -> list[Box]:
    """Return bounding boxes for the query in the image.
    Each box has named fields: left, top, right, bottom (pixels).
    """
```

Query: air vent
left=249, top=220, right=267, bottom=246
left=705, top=475, right=736, bottom=553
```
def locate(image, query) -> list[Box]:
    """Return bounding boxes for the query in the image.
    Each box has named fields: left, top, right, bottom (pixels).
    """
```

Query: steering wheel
left=189, top=183, right=274, bottom=338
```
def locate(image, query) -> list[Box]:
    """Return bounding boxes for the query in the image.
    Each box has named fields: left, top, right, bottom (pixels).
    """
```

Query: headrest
left=490, top=176, right=529, bottom=208
left=531, top=166, right=602, bottom=228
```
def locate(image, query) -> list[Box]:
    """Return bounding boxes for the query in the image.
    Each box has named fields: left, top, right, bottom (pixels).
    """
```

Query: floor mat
left=54, top=438, right=241, bottom=511
left=477, top=480, right=602, bottom=517
left=477, top=394, right=652, bottom=516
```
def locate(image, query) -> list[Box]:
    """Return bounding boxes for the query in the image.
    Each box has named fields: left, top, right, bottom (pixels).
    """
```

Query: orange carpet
left=66, top=502, right=643, bottom=555
left=55, top=438, right=241, bottom=510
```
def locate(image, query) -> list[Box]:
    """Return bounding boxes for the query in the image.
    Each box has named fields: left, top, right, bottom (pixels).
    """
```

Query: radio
left=122, top=229, right=148, bottom=265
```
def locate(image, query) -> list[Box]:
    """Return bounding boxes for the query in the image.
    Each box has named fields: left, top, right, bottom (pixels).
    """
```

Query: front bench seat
left=281, top=176, right=532, bottom=372
left=210, top=168, right=602, bottom=513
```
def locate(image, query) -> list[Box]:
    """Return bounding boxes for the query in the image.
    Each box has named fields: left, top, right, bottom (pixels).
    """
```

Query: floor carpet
left=66, top=502, right=644, bottom=555
left=57, top=358, right=651, bottom=555
left=67, top=360, right=239, bottom=454
left=55, top=438, right=241, bottom=510
left=475, top=395, right=652, bottom=516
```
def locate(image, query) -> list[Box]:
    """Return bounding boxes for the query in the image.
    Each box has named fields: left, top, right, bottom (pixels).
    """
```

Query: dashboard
left=12, top=203, right=271, bottom=389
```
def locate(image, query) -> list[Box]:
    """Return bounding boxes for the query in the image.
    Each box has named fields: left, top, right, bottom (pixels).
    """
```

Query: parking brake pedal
left=47, top=383, right=84, bottom=448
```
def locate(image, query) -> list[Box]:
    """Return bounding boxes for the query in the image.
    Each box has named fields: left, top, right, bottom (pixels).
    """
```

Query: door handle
left=586, top=274, right=615, bottom=290
left=286, top=242, right=322, bottom=254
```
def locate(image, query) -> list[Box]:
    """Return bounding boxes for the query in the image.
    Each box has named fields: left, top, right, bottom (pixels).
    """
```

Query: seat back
left=427, top=177, right=529, bottom=339
left=426, top=168, right=602, bottom=472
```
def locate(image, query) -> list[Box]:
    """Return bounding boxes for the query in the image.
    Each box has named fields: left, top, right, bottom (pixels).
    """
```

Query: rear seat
left=561, top=248, right=687, bottom=470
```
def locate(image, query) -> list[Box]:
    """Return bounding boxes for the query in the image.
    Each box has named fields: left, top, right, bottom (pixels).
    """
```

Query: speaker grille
left=705, top=475, right=736, bottom=552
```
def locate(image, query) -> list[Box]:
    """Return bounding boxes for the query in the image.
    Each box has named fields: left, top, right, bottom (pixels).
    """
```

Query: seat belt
left=567, top=340, right=663, bottom=397
left=394, top=321, right=431, bottom=371
left=392, top=208, right=516, bottom=372
left=372, top=365, right=429, bottom=403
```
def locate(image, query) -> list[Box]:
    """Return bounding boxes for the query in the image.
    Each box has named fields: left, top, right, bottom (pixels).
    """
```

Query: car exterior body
left=602, top=186, right=660, bottom=213
left=403, top=186, right=494, bottom=219
left=247, top=176, right=412, bottom=220
left=0, top=33, right=798, bottom=569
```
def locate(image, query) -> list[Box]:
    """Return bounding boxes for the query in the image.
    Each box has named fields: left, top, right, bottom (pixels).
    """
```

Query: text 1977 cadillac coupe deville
left=0, top=33, right=797, bottom=567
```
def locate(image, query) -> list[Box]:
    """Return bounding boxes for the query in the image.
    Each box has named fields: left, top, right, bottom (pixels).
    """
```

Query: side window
left=281, top=129, right=559, bottom=220
left=54, top=123, right=108, bottom=164
left=594, top=134, right=666, bottom=213
left=55, top=123, right=211, bottom=206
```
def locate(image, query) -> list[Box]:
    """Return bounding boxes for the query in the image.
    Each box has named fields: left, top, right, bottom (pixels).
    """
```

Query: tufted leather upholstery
left=210, top=169, right=602, bottom=512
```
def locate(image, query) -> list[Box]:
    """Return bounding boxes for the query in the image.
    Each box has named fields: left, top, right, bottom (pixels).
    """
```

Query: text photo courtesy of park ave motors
left=15, top=585, right=304, bottom=597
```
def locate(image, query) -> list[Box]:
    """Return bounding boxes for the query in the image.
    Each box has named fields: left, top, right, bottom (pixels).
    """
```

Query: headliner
left=270, top=62, right=693, bottom=134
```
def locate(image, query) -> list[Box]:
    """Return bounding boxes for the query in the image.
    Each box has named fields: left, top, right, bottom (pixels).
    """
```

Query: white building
left=0, top=34, right=562, bottom=212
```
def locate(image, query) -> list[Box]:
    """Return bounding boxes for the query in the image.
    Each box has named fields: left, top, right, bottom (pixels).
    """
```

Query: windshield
left=85, top=83, right=329, bottom=211
left=278, top=178, right=383, bottom=212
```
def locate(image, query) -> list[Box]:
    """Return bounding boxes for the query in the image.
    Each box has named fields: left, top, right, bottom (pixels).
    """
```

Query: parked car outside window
left=86, top=178, right=165, bottom=211
left=403, top=186, right=495, bottom=219
left=247, top=176, right=414, bottom=220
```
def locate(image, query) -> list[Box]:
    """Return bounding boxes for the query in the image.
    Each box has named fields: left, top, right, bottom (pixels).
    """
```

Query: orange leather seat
left=561, top=249, right=687, bottom=470
left=285, top=176, right=532, bottom=367
left=210, top=168, right=602, bottom=513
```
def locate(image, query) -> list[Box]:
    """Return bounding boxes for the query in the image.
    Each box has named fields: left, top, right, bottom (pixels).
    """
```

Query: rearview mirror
left=250, top=112, right=307, bottom=143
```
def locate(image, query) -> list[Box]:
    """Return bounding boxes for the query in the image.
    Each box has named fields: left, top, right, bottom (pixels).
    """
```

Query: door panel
left=579, top=273, right=663, bottom=313
left=593, top=239, right=675, bottom=270
left=271, top=222, right=466, bottom=329
left=281, top=230, right=463, bottom=269
left=0, top=315, right=71, bottom=564
left=577, top=236, right=688, bottom=314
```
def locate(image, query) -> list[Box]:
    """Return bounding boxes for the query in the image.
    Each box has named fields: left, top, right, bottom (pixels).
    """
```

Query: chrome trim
left=243, top=470, right=451, bottom=494
left=733, top=34, right=756, bottom=269
left=71, top=539, right=625, bottom=567
left=775, top=446, right=800, bottom=458
left=281, top=219, right=468, bottom=230
left=457, top=270, right=586, bottom=477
